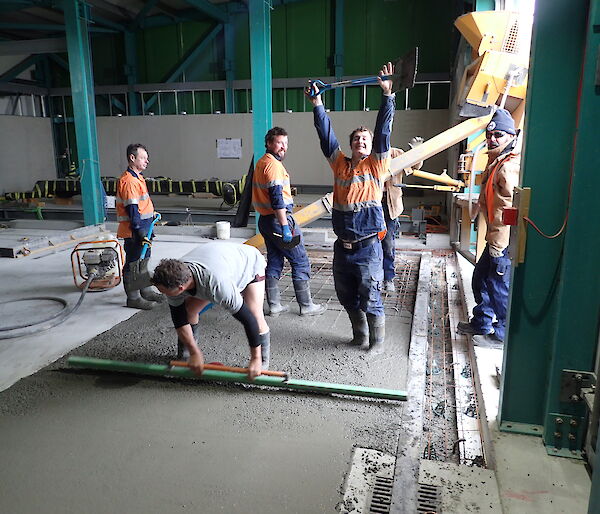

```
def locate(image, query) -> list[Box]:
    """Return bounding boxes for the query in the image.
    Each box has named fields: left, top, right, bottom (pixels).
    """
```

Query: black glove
left=135, top=228, right=147, bottom=241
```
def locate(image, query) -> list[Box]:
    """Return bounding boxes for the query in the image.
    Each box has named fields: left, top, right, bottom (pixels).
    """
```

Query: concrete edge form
left=390, top=252, right=431, bottom=513
left=446, top=255, right=496, bottom=469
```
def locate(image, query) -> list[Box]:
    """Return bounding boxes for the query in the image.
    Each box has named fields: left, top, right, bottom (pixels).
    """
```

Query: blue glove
left=282, top=224, right=293, bottom=243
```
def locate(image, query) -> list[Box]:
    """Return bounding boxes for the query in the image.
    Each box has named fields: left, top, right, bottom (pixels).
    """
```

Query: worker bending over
left=116, top=143, right=162, bottom=310
left=252, top=127, right=325, bottom=317
left=305, top=62, right=395, bottom=354
left=457, top=108, right=520, bottom=344
left=381, top=139, right=423, bottom=293
left=151, top=242, right=270, bottom=380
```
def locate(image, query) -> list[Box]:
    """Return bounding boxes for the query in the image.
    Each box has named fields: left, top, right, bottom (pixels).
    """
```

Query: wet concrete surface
left=0, top=260, right=415, bottom=514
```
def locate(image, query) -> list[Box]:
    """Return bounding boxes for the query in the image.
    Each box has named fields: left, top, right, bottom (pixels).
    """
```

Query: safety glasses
left=486, top=130, right=507, bottom=139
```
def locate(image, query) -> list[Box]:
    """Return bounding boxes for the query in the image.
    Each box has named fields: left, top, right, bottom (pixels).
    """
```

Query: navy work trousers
left=471, top=245, right=511, bottom=341
left=333, top=239, right=384, bottom=317
left=258, top=213, right=311, bottom=281
left=123, top=236, right=151, bottom=273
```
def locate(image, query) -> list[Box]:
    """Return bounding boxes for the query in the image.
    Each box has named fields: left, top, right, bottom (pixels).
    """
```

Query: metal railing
left=1, top=76, right=450, bottom=117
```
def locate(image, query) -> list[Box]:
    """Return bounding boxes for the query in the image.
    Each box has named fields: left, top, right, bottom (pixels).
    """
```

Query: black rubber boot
left=347, top=310, right=369, bottom=349
left=265, top=277, right=289, bottom=317
left=293, top=279, right=326, bottom=316
left=258, top=331, right=270, bottom=370
left=367, top=314, right=385, bottom=355
left=123, top=270, right=156, bottom=310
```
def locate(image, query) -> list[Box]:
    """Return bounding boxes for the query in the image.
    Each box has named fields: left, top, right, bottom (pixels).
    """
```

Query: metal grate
left=276, top=251, right=419, bottom=319
left=416, top=483, right=441, bottom=513
left=502, top=19, right=520, bottom=54
left=367, top=475, right=394, bottom=513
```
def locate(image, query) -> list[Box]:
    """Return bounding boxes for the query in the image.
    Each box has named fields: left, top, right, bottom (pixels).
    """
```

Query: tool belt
left=338, top=233, right=379, bottom=252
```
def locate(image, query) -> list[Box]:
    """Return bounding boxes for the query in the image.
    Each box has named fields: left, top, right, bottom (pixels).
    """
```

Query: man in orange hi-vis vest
left=252, top=127, right=325, bottom=318
left=116, top=143, right=162, bottom=310
left=457, top=108, right=521, bottom=345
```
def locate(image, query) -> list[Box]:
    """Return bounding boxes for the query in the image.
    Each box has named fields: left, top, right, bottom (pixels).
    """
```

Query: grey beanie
left=487, top=108, right=516, bottom=135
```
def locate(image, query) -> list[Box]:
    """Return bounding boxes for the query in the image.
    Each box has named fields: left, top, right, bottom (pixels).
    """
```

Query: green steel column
left=333, top=0, right=344, bottom=111
left=223, top=3, right=238, bottom=113
left=538, top=0, right=600, bottom=453
left=475, top=0, right=495, bottom=10
left=224, top=15, right=235, bottom=113
left=124, top=30, right=139, bottom=115
left=248, top=0, right=272, bottom=160
left=61, top=0, right=104, bottom=226
left=498, top=0, right=598, bottom=451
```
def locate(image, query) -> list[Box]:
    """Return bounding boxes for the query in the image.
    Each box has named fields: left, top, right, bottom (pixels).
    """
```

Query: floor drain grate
left=416, top=483, right=441, bottom=513
left=367, top=475, right=394, bottom=513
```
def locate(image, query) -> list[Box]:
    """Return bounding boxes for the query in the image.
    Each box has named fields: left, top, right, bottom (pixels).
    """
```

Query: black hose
left=0, top=273, right=97, bottom=340
left=0, top=296, right=68, bottom=331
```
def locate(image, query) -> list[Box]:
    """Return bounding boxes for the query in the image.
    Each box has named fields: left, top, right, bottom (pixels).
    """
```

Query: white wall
left=97, top=109, right=451, bottom=186
left=0, top=109, right=451, bottom=194
left=0, top=116, right=56, bottom=194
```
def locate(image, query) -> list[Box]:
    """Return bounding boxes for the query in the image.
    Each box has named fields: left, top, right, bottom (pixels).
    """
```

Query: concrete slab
left=0, top=230, right=417, bottom=513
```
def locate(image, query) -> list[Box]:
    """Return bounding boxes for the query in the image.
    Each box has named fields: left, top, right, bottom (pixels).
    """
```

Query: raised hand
left=377, top=62, right=394, bottom=95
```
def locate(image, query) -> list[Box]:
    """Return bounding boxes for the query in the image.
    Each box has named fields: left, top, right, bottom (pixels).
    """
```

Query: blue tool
left=307, top=47, right=418, bottom=97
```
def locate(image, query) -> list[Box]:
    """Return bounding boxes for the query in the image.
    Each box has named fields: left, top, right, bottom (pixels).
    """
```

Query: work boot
left=383, top=280, right=396, bottom=293
left=139, top=258, right=164, bottom=303
left=347, top=310, right=369, bottom=349
left=293, top=279, right=326, bottom=316
left=259, top=331, right=271, bottom=370
left=367, top=314, right=385, bottom=355
left=123, top=270, right=156, bottom=310
left=265, top=277, right=289, bottom=317
left=457, top=321, right=494, bottom=336
left=176, top=323, right=199, bottom=360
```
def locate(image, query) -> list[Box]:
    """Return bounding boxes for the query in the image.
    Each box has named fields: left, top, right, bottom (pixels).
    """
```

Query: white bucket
left=216, top=221, right=231, bottom=240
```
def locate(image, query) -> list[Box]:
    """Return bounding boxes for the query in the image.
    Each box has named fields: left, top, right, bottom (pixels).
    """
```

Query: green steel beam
left=498, top=0, right=597, bottom=444
left=333, top=0, right=344, bottom=111
left=123, top=30, right=139, bottom=114
left=129, top=0, right=160, bottom=30
left=249, top=0, right=273, bottom=162
left=89, top=14, right=126, bottom=32
left=183, top=0, right=229, bottom=23
left=143, top=23, right=223, bottom=112
left=0, top=54, right=41, bottom=82
left=61, top=0, right=104, bottom=226
left=0, top=22, right=116, bottom=33
left=67, top=356, right=407, bottom=401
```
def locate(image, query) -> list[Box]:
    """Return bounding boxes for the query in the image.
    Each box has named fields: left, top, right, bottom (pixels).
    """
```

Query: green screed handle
left=67, top=356, right=407, bottom=402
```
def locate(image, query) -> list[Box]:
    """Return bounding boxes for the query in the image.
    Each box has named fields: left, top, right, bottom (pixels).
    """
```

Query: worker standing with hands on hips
left=150, top=242, right=270, bottom=380
left=116, top=143, right=162, bottom=310
left=252, top=127, right=326, bottom=317
left=305, top=62, right=395, bottom=355
left=457, top=108, right=521, bottom=345
left=381, top=139, right=424, bottom=293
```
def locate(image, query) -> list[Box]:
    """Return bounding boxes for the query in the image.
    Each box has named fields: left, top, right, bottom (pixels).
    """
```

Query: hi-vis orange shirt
left=116, top=169, right=155, bottom=238
left=252, top=153, right=294, bottom=216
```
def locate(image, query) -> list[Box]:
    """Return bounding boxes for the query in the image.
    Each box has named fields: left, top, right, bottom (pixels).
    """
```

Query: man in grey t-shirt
left=151, top=242, right=270, bottom=379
